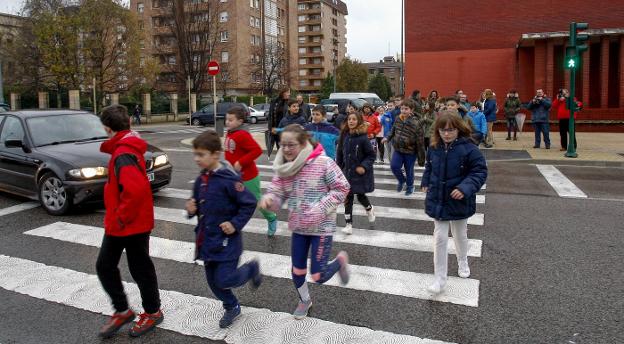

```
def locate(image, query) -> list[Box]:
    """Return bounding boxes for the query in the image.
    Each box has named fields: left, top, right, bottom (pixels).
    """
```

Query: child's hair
left=227, top=105, right=247, bottom=121
left=444, top=96, right=459, bottom=104
left=430, top=110, right=472, bottom=147
left=340, top=112, right=364, bottom=136
left=348, top=100, right=361, bottom=111
left=402, top=98, right=417, bottom=111
left=287, top=99, right=299, bottom=107
left=100, top=104, right=130, bottom=132
left=312, top=104, right=326, bottom=116
left=193, top=129, right=222, bottom=152
left=282, top=124, right=313, bottom=146
left=361, top=103, right=373, bottom=112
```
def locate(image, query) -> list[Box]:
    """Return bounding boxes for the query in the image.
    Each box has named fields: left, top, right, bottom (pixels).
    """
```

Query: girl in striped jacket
left=259, top=124, right=351, bottom=320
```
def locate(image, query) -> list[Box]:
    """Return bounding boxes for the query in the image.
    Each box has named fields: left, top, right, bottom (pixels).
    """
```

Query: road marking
left=147, top=200, right=483, bottom=257
left=0, top=254, right=455, bottom=344
left=156, top=188, right=484, bottom=226
left=0, top=202, right=39, bottom=217
left=24, top=222, right=480, bottom=307
left=535, top=164, right=588, bottom=198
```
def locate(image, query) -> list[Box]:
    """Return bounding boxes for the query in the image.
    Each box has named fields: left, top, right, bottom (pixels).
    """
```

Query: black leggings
left=344, top=192, right=372, bottom=224
left=376, top=137, right=385, bottom=161
left=96, top=232, right=161, bottom=313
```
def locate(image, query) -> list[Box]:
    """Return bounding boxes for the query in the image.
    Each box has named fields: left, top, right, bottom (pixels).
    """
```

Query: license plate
left=147, top=172, right=155, bottom=182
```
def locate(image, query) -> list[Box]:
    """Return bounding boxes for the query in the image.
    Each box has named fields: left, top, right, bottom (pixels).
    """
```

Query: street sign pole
left=188, top=75, right=191, bottom=126
left=565, top=67, right=577, bottom=158
left=213, top=74, right=217, bottom=132
left=564, top=22, right=588, bottom=158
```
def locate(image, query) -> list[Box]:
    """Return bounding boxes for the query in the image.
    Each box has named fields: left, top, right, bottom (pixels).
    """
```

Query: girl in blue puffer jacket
left=421, top=111, right=488, bottom=294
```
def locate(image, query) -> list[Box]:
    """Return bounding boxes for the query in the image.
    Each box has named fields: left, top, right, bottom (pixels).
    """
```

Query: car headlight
left=154, top=154, right=168, bottom=167
left=69, top=167, right=108, bottom=179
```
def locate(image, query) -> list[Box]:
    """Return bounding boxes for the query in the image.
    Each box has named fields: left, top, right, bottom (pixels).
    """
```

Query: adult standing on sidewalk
left=527, top=89, right=552, bottom=149
left=96, top=105, right=163, bottom=338
left=268, top=88, right=291, bottom=147
left=483, top=89, right=496, bottom=148
left=552, top=89, right=581, bottom=151
left=503, top=90, right=522, bottom=141
left=295, top=94, right=311, bottom=122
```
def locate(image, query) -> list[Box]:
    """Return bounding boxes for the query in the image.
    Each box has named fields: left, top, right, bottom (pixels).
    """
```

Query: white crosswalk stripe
left=535, top=164, right=588, bottom=198
left=0, top=202, right=39, bottom=217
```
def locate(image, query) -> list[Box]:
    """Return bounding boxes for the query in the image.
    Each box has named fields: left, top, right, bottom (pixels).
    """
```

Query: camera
left=557, top=89, right=565, bottom=99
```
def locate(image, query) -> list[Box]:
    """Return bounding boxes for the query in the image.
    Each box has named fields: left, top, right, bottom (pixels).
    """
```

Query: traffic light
left=565, top=22, right=589, bottom=69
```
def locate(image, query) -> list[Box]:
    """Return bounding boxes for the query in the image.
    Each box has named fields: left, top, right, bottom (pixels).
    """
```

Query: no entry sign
left=207, top=60, right=220, bottom=76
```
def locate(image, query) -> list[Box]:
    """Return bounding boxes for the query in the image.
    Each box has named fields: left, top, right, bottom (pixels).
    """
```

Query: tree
left=368, top=73, right=392, bottom=101
left=249, top=40, right=289, bottom=98
left=335, top=57, right=368, bottom=92
left=319, top=73, right=334, bottom=100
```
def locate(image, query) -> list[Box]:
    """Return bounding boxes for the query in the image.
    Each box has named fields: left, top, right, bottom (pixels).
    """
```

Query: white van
left=329, top=92, right=385, bottom=108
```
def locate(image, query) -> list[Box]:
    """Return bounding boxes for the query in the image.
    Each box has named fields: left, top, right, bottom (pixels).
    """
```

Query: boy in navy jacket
left=185, top=130, right=261, bottom=328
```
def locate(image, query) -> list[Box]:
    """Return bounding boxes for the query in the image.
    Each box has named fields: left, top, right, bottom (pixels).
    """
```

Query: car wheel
left=192, top=118, right=201, bottom=126
left=39, top=172, right=72, bottom=215
left=250, top=116, right=258, bottom=124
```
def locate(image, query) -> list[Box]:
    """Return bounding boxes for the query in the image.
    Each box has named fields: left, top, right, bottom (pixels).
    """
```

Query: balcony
left=299, top=31, right=324, bottom=37
left=299, top=63, right=323, bottom=69
left=299, top=52, right=323, bottom=58
left=153, top=26, right=172, bottom=35
left=299, top=8, right=321, bottom=15
left=297, top=41, right=322, bottom=48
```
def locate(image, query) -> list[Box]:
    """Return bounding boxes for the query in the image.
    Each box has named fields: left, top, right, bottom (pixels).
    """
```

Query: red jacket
left=552, top=97, right=581, bottom=120
left=363, top=114, right=381, bottom=139
left=224, top=126, right=262, bottom=181
left=101, top=130, right=154, bottom=236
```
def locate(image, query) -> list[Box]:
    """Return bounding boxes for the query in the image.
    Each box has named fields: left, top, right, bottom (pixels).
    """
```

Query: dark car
left=0, top=110, right=172, bottom=215
left=188, top=102, right=249, bottom=126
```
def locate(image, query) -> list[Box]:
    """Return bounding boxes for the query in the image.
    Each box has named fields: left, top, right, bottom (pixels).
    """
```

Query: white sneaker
left=342, top=223, right=353, bottom=235
left=458, top=260, right=470, bottom=278
left=366, top=206, right=376, bottom=223
left=427, top=279, right=446, bottom=294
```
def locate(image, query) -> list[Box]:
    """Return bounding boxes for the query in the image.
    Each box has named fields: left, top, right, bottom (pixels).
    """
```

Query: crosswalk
left=0, top=163, right=491, bottom=343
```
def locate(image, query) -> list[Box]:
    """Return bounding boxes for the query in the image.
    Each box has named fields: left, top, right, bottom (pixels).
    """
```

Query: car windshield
left=27, top=114, right=108, bottom=147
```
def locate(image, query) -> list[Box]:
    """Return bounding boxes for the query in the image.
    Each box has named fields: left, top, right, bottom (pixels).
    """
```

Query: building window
left=313, top=80, right=321, bottom=86
left=168, top=55, right=176, bottom=65
left=299, top=69, right=307, bottom=76
left=298, top=15, right=306, bottom=22
left=278, top=27, right=285, bottom=36
left=298, top=4, right=306, bottom=10
left=139, top=39, right=145, bottom=49
left=152, top=0, right=159, bottom=8
left=220, top=31, right=228, bottom=42
left=299, top=80, right=309, bottom=87
left=255, top=18, right=261, bottom=28
left=298, top=47, right=306, bottom=54
left=137, top=2, right=144, bottom=13
left=298, top=36, right=306, bottom=44
left=299, top=58, right=307, bottom=65
left=298, top=26, right=305, bottom=33
left=250, top=16, right=254, bottom=27
left=192, top=34, right=200, bottom=43
left=219, top=11, right=228, bottom=22
left=138, top=21, right=144, bottom=29
left=221, top=51, right=229, bottom=63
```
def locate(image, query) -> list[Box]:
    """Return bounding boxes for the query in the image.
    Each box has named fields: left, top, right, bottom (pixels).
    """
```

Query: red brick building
left=404, top=1, right=624, bottom=129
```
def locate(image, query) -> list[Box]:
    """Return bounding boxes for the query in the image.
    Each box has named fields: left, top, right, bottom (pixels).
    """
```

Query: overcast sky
left=0, top=0, right=401, bottom=62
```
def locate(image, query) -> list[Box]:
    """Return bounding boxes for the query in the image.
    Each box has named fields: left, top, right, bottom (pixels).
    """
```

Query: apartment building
left=364, top=56, right=402, bottom=97
left=132, top=0, right=297, bottom=96
left=296, top=0, right=347, bottom=93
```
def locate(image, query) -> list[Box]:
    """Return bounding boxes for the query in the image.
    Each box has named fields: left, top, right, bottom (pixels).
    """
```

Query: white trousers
left=433, top=219, right=469, bottom=283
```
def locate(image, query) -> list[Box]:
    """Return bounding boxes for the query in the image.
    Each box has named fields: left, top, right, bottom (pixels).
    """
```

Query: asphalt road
left=0, top=122, right=622, bottom=344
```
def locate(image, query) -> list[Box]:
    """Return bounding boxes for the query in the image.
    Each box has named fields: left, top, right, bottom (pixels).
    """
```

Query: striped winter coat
left=264, top=144, right=350, bottom=236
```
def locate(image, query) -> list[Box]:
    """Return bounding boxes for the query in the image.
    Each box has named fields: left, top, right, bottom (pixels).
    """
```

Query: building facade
left=364, top=56, right=401, bottom=96
left=0, top=13, right=24, bottom=99
left=296, top=0, right=347, bottom=93
left=404, top=1, right=624, bottom=127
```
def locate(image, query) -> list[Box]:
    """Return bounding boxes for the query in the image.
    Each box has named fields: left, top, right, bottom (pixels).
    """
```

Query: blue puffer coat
left=190, top=163, right=257, bottom=262
left=336, top=123, right=376, bottom=194
left=305, top=121, right=340, bottom=160
left=483, top=98, right=497, bottom=122
left=421, top=137, right=487, bottom=220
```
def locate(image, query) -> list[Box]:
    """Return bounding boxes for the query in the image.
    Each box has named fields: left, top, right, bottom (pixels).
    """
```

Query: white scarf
left=273, top=142, right=313, bottom=177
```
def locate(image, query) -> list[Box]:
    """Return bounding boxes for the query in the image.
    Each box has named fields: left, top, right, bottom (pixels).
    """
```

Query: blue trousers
left=204, top=259, right=254, bottom=310
left=291, top=233, right=340, bottom=289
left=533, top=122, right=551, bottom=147
left=390, top=151, right=417, bottom=188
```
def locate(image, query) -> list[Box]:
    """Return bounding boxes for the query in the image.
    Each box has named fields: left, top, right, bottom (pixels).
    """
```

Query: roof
left=322, top=0, right=348, bottom=15
left=3, top=109, right=92, bottom=118
left=517, top=28, right=624, bottom=47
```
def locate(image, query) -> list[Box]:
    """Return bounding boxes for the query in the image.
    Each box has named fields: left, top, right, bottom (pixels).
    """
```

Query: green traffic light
left=568, top=58, right=576, bottom=68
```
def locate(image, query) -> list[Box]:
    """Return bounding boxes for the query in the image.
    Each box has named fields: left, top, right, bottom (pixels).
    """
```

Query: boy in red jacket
left=96, top=105, right=163, bottom=338
left=224, top=105, right=278, bottom=236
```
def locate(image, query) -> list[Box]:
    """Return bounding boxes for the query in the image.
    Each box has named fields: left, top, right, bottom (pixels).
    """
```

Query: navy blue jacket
left=336, top=124, right=376, bottom=194
left=191, top=163, right=257, bottom=262
left=527, top=97, right=552, bottom=123
left=483, top=99, right=497, bottom=122
left=278, top=112, right=307, bottom=128
left=421, top=138, right=487, bottom=221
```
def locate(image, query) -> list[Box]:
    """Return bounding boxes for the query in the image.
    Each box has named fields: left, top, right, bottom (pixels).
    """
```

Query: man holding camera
left=527, top=89, right=552, bottom=149
left=552, top=89, right=582, bottom=151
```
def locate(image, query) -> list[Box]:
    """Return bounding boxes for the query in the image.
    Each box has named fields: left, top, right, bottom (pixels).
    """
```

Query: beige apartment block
left=364, top=56, right=403, bottom=97
left=296, top=0, right=347, bottom=93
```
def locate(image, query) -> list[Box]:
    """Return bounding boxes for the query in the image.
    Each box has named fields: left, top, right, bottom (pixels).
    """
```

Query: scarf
left=273, top=142, right=313, bottom=178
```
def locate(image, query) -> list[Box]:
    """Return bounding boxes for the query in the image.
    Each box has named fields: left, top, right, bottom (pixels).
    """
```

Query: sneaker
left=249, top=260, right=262, bottom=289
left=336, top=251, right=350, bottom=285
left=484, top=144, right=493, bottom=148
left=129, top=310, right=164, bottom=337
left=293, top=299, right=313, bottom=320
left=427, top=279, right=446, bottom=294
left=342, top=223, right=353, bottom=235
left=533, top=145, right=540, bottom=149
left=559, top=148, right=566, bottom=151
left=458, top=260, right=470, bottom=278
left=99, top=309, right=136, bottom=338
left=219, top=305, right=241, bottom=328
left=267, top=219, right=277, bottom=237
left=366, top=206, right=375, bottom=223
left=513, top=137, right=517, bottom=141
left=505, top=137, right=511, bottom=140
left=545, top=145, right=551, bottom=149
left=396, top=181, right=404, bottom=192
left=405, top=186, right=414, bottom=196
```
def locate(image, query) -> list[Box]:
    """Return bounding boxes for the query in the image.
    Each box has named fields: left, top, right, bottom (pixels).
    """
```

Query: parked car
left=188, top=102, right=249, bottom=126
left=329, top=92, right=385, bottom=108
left=247, top=106, right=267, bottom=124
left=320, top=98, right=366, bottom=115
left=0, top=110, right=172, bottom=215
left=0, top=103, right=10, bottom=111
left=252, top=103, right=271, bottom=112
left=322, top=104, right=339, bottom=122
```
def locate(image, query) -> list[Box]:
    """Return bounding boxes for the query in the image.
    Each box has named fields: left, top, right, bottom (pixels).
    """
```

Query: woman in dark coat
left=421, top=111, right=487, bottom=295
left=336, top=112, right=376, bottom=235
left=268, top=88, right=291, bottom=146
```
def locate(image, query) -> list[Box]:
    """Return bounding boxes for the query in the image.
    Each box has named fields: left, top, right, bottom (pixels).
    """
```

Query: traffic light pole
left=565, top=68, right=578, bottom=158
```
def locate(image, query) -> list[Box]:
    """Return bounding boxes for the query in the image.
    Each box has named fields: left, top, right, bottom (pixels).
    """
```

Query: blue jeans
left=204, top=259, right=254, bottom=310
left=390, top=151, right=417, bottom=188
left=533, top=122, right=551, bottom=147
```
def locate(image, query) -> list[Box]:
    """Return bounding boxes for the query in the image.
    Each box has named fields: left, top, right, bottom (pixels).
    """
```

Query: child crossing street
left=186, top=130, right=262, bottom=329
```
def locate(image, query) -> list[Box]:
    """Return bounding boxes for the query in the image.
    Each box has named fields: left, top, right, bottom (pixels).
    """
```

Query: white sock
left=297, top=282, right=310, bottom=302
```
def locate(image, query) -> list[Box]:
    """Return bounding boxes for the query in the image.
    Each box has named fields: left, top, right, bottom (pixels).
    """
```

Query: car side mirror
left=5, top=139, right=31, bottom=153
